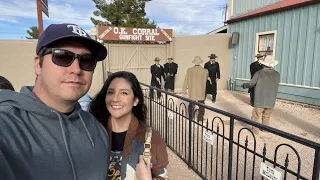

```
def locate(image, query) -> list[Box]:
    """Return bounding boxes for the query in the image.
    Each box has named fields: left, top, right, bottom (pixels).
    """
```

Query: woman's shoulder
left=151, top=129, right=164, bottom=143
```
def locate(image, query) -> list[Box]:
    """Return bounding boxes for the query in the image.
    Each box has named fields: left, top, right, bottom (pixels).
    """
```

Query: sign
left=260, top=162, right=282, bottom=180
left=41, top=0, right=49, bottom=17
left=168, top=110, right=174, bottom=120
left=203, top=131, right=213, bottom=145
left=97, top=26, right=173, bottom=42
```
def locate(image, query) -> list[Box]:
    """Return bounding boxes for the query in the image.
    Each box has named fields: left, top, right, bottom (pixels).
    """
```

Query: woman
left=0, top=76, right=15, bottom=91
left=89, top=71, right=168, bottom=180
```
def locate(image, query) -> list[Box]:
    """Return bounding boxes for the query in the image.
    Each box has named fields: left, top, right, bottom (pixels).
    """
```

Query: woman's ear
left=134, top=98, right=139, bottom=106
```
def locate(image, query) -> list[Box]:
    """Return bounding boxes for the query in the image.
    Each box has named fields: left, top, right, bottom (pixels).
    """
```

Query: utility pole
left=224, top=4, right=228, bottom=25
left=36, top=0, right=44, bottom=35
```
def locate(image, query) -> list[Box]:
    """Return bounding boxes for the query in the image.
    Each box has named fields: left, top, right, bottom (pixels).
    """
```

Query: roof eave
left=227, top=1, right=320, bottom=24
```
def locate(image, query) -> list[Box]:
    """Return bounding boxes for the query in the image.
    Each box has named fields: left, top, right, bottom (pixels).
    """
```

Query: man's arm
left=182, top=70, right=189, bottom=93
left=174, top=63, right=178, bottom=74
left=151, top=66, right=157, bottom=79
left=242, top=72, right=259, bottom=89
left=163, top=64, right=168, bottom=74
left=250, top=63, right=255, bottom=77
left=216, top=63, right=220, bottom=79
left=161, top=66, right=166, bottom=80
left=204, top=62, right=208, bottom=69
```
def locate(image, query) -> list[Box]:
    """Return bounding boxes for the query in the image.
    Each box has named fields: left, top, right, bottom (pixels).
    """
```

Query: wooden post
left=224, top=4, right=228, bottom=25
left=36, top=0, right=43, bottom=35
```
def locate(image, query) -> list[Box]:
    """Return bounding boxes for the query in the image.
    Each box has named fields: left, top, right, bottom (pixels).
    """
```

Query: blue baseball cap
left=36, top=23, right=107, bottom=61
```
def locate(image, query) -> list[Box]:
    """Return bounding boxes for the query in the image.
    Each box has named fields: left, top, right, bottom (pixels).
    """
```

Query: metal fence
left=141, top=83, right=320, bottom=180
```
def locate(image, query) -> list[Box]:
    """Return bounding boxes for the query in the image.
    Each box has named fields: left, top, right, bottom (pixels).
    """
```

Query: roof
left=227, top=0, right=320, bottom=24
left=207, top=25, right=228, bottom=34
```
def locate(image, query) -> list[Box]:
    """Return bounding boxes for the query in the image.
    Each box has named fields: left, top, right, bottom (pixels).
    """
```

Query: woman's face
left=105, top=77, right=138, bottom=120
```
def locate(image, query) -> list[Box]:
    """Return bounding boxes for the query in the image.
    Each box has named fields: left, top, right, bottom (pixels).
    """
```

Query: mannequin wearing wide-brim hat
left=242, top=57, right=280, bottom=134
left=249, top=53, right=264, bottom=106
left=164, top=56, right=178, bottom=92
left=183, top=56, right=208, bottom=121
left=204, top=53, right=220, bottom=103
left=150, top=57, right=165, bottom=99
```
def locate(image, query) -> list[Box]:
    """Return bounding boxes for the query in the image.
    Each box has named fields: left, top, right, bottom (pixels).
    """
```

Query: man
left=249, top=53, right=264, bottom=106
left=242, top=57, right=280, bottom=134
left=0, top=23, right=110, bottom=180
left=183, top=56, right=209, bottom=122
left=164, top=56, right=178, bottom=92
left=150, top=57, right=165, bottom=99
left=204, top=53, right=220, bottom=103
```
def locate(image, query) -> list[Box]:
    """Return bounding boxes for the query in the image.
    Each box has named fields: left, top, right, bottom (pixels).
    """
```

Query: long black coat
left=150, top=64, right=165, bottom=86
left=249, top=61, right=263, bottom=93
left=164, top=62, right=178, bottom=90
left=204, top=61, right=220, bottom=95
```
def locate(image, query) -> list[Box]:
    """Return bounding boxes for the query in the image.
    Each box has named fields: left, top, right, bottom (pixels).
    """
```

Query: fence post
left=165, top=93, right=168, bottom=144
left=228, top=117, right=235, bottom=180
left=149, top=87, right=153, bottom=127
left=188, top=102, right=193, bottom=169
left=312, top=148, right=320, bottom=180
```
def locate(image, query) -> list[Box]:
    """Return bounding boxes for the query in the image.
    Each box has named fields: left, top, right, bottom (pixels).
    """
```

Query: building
left=227, top=0, right=320, bottom=106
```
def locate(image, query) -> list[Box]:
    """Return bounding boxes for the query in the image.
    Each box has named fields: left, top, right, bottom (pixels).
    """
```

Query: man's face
left=34, top=42, right=94, bottom=103
left=155, top=61, right=160, bottom=65
left=258, top=57, right=264, bottom=61
left=210, top=58, right=215, bottom=61
left=168, top=59, right=173, bottom=63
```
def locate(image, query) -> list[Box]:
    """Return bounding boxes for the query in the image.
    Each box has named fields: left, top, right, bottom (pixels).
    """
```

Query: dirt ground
left=164, top=90, right=320, bottom=180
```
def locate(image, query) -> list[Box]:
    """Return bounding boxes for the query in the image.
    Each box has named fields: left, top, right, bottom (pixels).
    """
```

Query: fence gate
left=105, top=43, right=168, bottom=84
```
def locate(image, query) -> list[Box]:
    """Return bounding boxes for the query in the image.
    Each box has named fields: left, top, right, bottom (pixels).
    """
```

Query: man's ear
left=34, top=56, right=41, bottom=76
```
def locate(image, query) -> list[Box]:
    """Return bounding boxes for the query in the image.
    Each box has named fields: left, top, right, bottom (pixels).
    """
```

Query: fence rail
left=140, top=83, right=320, bottom=180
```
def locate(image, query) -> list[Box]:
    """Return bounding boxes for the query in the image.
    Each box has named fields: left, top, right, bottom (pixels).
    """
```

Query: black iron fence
left=141, top=83, right=320, bottom=180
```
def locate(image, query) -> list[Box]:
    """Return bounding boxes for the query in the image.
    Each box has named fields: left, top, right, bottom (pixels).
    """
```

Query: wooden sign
left=97, top=26, right=173, bottom=42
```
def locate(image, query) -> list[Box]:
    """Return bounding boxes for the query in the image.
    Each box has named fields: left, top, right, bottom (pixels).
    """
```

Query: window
left=255, top=31, right=277, bottom=58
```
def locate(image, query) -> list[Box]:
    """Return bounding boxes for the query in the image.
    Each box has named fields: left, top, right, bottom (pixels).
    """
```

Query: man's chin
left=61, top=91, right=87, bottom=102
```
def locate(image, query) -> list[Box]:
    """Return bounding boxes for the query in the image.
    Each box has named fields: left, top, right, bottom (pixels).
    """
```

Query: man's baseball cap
left=36, top=23, right=107, bottom=61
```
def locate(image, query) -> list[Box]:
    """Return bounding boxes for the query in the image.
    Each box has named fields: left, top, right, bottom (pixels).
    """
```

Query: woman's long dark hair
left=89, top=71, right=147, bottom=128
left=0, top=76, right=15, bottom=91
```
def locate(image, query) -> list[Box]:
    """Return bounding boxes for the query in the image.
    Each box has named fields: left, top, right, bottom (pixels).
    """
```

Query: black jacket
left=164, top=62, right=178, bottom=76
left=204, top=61, right=220, bottom=79
left=250, top=61, right=263, bottom=78
left=150, top=64, right=165, bottom=86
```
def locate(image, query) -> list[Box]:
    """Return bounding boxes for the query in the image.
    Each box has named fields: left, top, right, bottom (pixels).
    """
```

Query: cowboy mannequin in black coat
left=164, top=56, right=178, bottom=92
left=249, top=53, right=264, bottom=106
left=150, top=57, right=165, bottom=99
left=204, top=53, right=220, bottom=103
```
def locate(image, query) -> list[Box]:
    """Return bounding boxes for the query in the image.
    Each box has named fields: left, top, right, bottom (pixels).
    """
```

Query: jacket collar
left=107, top=115, right=146, bottom=157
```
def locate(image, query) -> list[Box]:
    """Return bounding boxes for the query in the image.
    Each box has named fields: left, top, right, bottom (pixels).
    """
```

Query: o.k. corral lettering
left=97, top=26, right=173, bottom=42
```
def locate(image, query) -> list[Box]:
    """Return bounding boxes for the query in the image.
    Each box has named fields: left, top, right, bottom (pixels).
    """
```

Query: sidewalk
left=166, top=148, right=202, bottom=180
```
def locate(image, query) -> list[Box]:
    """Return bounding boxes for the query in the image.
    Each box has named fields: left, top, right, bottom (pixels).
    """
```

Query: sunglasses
left=40, top=48, right=97, bottom=71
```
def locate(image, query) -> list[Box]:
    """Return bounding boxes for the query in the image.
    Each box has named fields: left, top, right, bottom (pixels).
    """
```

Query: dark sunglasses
left=40, top=48, right=97, bottom=71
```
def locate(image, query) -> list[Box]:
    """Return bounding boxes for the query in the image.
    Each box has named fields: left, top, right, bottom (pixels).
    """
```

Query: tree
left=91, top=0, right=156, bottom=28
left=25, top=26, right=39, bottom=39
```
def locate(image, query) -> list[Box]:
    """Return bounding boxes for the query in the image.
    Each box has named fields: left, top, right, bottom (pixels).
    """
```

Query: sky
left=0, top=0, right=228, bottom=39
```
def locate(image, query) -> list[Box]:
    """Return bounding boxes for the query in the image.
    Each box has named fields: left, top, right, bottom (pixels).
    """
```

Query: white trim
left=255, top=30, right=277, bottom=59
left=235, top=78, right=320, bottom=90
left=207, top=25, right=228, bottom=34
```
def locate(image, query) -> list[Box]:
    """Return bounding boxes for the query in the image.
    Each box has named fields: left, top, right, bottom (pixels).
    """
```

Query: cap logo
left=67, top=25, right=87, bottom=37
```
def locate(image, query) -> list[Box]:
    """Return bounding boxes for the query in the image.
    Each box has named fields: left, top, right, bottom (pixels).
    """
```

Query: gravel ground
left=144, top=89, right=320, bottom=180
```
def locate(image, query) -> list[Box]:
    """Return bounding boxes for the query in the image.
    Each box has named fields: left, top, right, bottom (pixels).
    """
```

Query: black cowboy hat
left=208, top=53, right=218, bottom=59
